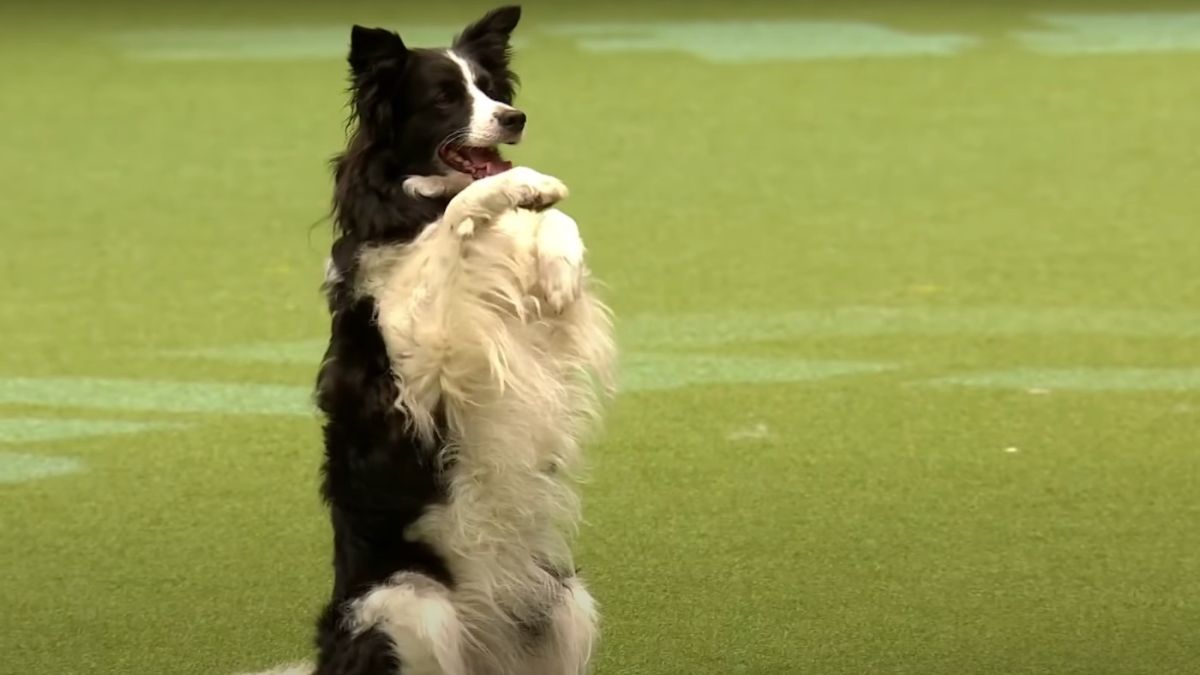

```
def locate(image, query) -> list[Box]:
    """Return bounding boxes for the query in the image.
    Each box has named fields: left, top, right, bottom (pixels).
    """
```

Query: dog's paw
left=538, top=254, right=583, bottom=313
left=454, top=217, right=478, bottom=238
left=502, top=167, right=569, bottom=211
left=533, top=209, right=585, bottom=313
left=403, top=173, right=473, bottom=199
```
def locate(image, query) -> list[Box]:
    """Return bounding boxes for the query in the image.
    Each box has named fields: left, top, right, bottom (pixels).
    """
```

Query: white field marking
left=106, top=17, right=1200, bottom=63
left=726, top=422, right=771, bottom=441
left=0, top=451, right=84, bottom=484
left=0, top=418, right=183, bottom=444
left=1005, top=447, right=1020, bottom=454
left=232, top=662, right=312, bottom=675
left=0, top=378, right=313, bottom=416
left=0, top=419, right=183, bottom=485
left=925, top=368, right=1200, bottom=392
left=621, top=354, right=891, bottom=391
left=547, top=21, right=976, bottom=63
left=108, top=26, right=483, bottom=61
left=620, top=307, right=1200, bottom=349
left=162, top=307, right=1200, bottom=365
left=1017, top=13, right=1200, bottom=55
left=163, top=344, right=892, bottom=393
left=111, top=21, right=959, bottom=63
left=162, top=340, right=325, bottom=364
left=157, top=305, right=1200, bottom=394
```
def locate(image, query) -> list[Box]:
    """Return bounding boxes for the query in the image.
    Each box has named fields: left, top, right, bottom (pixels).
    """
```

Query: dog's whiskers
left=438, top=128, right=473, bottom=153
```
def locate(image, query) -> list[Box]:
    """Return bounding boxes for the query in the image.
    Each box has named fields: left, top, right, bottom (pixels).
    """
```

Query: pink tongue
left=463, top=147, right=512, bottom=179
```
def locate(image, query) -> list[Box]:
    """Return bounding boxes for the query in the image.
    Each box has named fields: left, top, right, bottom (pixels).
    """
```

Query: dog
left=279, top=6, right=615, bottom=675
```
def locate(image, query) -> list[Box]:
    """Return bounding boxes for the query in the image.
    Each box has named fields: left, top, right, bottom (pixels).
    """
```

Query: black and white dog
left=262, top=6, right=615, bottom=675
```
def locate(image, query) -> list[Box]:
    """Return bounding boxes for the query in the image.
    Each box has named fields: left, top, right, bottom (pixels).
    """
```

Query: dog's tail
left=235, top=662, right=312, bottom=675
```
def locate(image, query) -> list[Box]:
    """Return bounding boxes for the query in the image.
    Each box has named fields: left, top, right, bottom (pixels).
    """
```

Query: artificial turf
left=2, top=2, right=1199, bottom=673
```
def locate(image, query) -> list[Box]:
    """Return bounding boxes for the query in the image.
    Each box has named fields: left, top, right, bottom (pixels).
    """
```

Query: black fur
left=313, top=7, right=523, bottom=674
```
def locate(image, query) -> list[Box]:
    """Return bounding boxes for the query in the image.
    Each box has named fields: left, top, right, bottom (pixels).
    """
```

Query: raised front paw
left=538, top=253, right=583, bottom=313
left=534, top=209, right=585, bottom=313
left=454, top=217, right=479, bottom=238
left=502, top=167, right=569, bottom=211
left=403, top=173, right=473, bottom=199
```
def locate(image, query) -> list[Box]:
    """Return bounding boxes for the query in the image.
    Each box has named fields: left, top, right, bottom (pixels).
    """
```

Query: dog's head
left=346, top=6, right=524, bottom=181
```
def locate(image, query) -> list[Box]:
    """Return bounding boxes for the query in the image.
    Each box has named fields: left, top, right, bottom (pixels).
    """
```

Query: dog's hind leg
left=523, top=577, right=599, bottom=675
left=345, top=573, right=469, bottom=675
left=441, top=167, right=568, bottom=237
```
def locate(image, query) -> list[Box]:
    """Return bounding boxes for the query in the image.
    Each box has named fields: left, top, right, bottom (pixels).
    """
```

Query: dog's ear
left=348, top=25, right=407, bottom=76
left=454, top=5, right=520, bottom=66
left=457, top=5, right=521, bottom=46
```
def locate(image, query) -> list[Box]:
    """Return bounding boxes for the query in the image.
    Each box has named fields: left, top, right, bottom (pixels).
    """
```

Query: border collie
left=255, top=6, right=616, bottom=675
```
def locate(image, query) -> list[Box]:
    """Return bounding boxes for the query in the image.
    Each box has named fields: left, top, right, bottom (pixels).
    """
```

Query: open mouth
left=438, top=144, right=513, bottom=180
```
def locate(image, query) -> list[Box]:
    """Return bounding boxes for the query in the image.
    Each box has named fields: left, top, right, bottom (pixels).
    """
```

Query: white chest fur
left=356, top=208, right=615, bottom=656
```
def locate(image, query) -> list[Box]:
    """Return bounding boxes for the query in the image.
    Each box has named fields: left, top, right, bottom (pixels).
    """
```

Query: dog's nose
left=497, top=109, right=526, bottom=131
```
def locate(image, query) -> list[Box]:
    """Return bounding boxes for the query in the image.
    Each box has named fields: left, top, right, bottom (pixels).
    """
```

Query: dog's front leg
left=441, top=167, right=568, bottom=237
left=535, top=209, right=585, bottom=313
left=402, top=173, right=474, bottom=200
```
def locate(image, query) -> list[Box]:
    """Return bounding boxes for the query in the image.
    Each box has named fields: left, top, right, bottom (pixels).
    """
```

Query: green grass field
left=3, top=2, right=1199, bottom=673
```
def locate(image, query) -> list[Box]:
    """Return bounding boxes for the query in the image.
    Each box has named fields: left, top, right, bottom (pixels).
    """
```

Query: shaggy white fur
left=349, top=167, right=615, bottom=675
left=245, top=170, right=611, bottom=675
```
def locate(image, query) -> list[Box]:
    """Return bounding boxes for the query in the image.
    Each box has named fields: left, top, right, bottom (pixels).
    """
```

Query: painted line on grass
left=0, top=354, right=892, bottom=420
left=622, top=353, right=891, bottom=391
left=152, top=306, right=1200, bottom=397
left=163, top=308, right=1200, bottom=365
left=110, top=26, right=521, bottom=61
left=111, top=21, right=970, bottom=63
left=0, top=452, right=84, bottom=484
left=623, top=307, right=1200, bottom=349
left=1017, top=12, right=1200, bottom=55
left=727, top=422, right=771, bottom=442
left=0, top=418, right=183, bottom=443
left=924, top=368, right=1200, bottom=392
left=0, top=378, right=314, bottom=416
left=0, top=418, right=185, bottom=485
left=547, top=21, right=976, bottom=63
left=107, top=15, right=1200, bottom=64
left=167, top=342, right=895, bottom=390
left=164, top=340, right=324, bottom=364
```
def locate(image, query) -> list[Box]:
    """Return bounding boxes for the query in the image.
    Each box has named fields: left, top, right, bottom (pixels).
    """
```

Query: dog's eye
left=434, top=87, right=457, bottom=106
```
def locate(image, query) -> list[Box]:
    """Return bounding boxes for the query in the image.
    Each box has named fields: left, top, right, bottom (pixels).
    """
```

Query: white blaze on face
left=446, top=50, right=514, bottom=146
